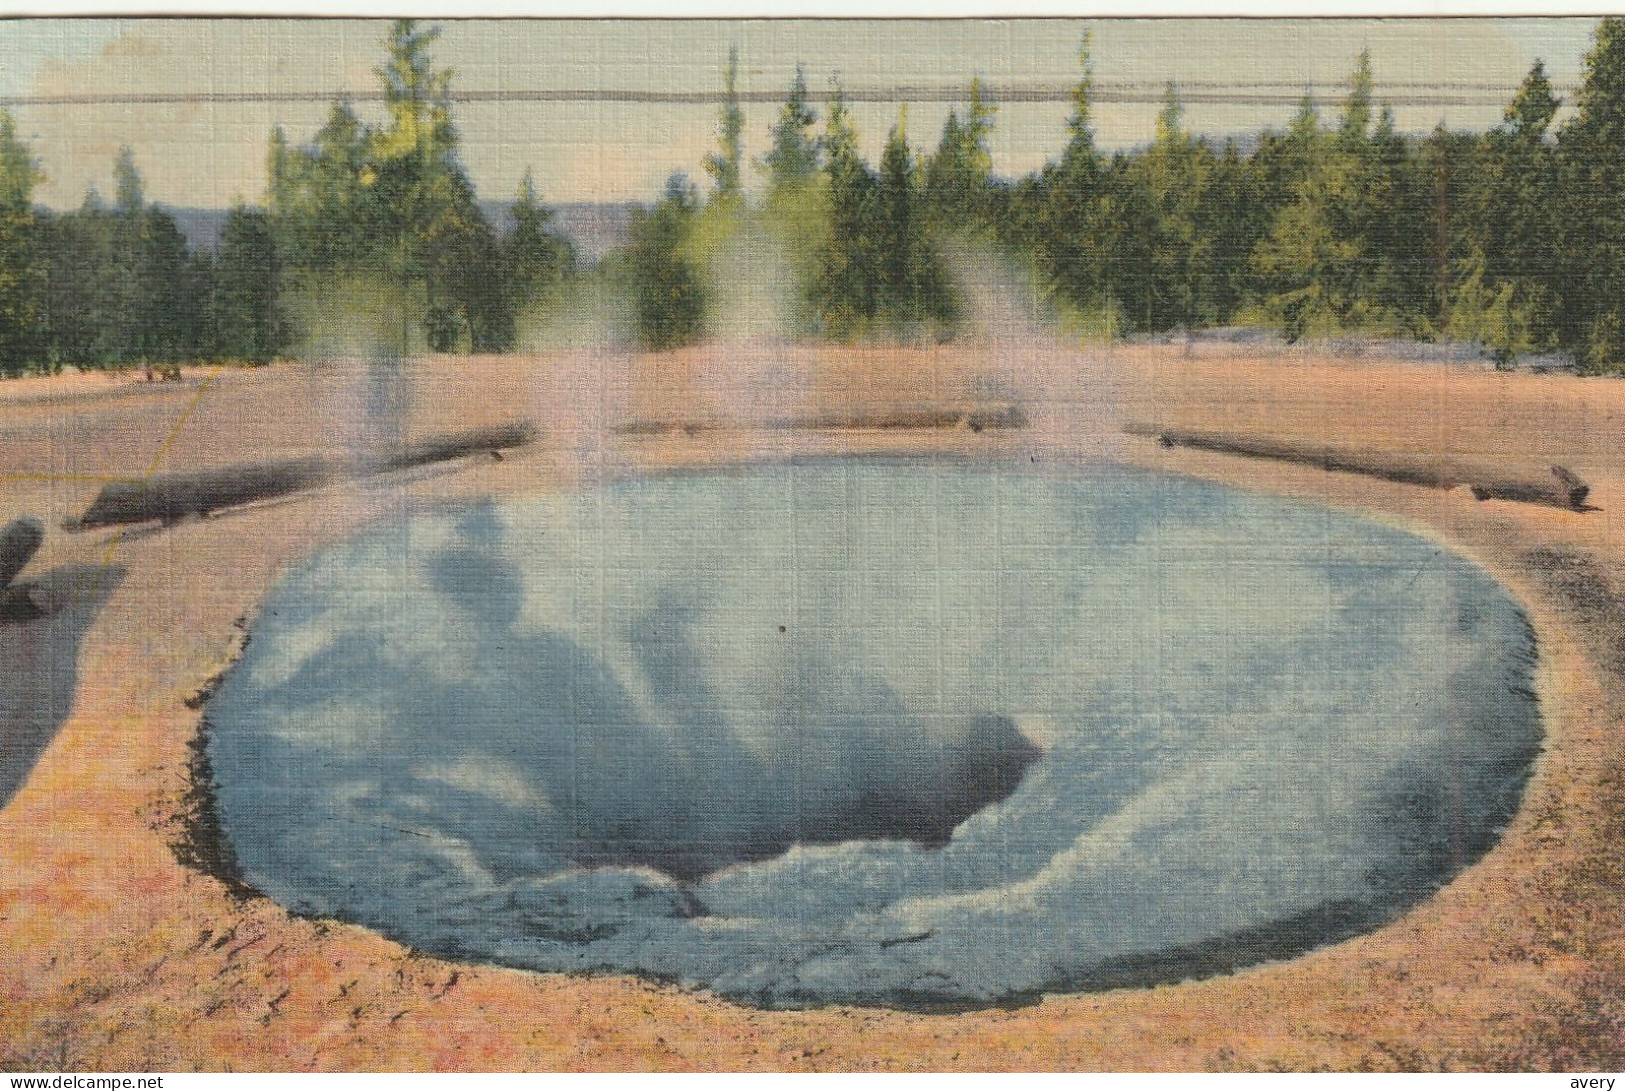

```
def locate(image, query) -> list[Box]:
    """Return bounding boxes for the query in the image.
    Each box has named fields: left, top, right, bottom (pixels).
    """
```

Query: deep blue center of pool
left=206, top=458, right=1540, bottom=1011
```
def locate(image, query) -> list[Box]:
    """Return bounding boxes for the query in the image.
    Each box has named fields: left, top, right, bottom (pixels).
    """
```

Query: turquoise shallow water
left=206, top=457, right=1541, bottom=1011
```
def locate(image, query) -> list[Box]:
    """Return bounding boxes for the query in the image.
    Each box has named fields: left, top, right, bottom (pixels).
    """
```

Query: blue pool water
left=205, top=457, right=1541, bottom=1011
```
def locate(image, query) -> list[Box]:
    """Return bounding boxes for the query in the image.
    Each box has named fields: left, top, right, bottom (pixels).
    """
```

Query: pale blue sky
left=0, top=17, right=1603, bottom=208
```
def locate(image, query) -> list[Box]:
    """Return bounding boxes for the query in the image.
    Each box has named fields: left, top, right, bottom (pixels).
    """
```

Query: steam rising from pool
left=206, top=458, right=1540, bottom=1011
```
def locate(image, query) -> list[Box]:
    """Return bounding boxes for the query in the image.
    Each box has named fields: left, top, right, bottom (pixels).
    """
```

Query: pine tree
left=815, top=81, right=879, bottom=335
left=113, top=146, right=143, bottom=215
left=1200, top=139, right=1267, bottom=322
left=268, top=101, right=375, bottom=271
left=1360, top=107, right=1432, bottom=331
left=1340, top=50, right=1375, bottom=150
left=373, top=18, right=478, bottom=346
left=1137, top=83, right=1212, bottom=330
left=704, top=46, right=745, bottom=204
left=0, top=110, right=43, bottom=376
left=876, top=107, right=922, bottom=324
left=1416, top=123, right=1478, bottom=337
left=105, top=149, right=156, bottom=365
left=763, top=64, right=819, bottom=200
left=43, top=149, right=204, bottom=371
left=1451, top=63, right=1560, bottom=363
left=1557, top=19, right=1625, bottom=372
left=628, top=172, right=705, bottom=350
left=1097, top=153, right=1158, bottom=334
left=213, top=202, right=284, bottom=363
left=39, top=196, right=109, bottom=369
left=1039, top=34, right=1111, bottom=320
left=1061, top=32, right=1100, bottom=180
left=1254, top=50, right=1422, bottom=338
left=756, top=65, right=828, bottom=327
left=146, top=209, right=200, bottom=365
left=265, top=20, right=510, bottom=353
left=923, top=77, right=997, bottom=227
left=1248, top=94, right=1322, bottom=223
left=503, top=169, right=574, bottom=316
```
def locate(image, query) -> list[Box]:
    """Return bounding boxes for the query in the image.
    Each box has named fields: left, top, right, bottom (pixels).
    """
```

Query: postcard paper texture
left=0, top=14, right=1621, bottom=1072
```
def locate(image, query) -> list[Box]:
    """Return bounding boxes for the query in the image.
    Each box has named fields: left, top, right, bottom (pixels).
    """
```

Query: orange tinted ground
left=0, top=339, right=1622, bottom=1071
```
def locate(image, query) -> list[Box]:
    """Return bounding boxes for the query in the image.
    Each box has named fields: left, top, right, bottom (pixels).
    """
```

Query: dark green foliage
left=874, top=109, right=957, bottom=334
left=812, top=86, right=878, bottom=335
left=113, top=147, right=143, bottom=216
left=627, top=173, right=705, bottom=351
left=923, top=78, right=997, bottom=228
left=14, top=20, right=1625, bottom=377
left=37, top=199, right=106, bottom=369
left=0, top=110, right=43, bottom=377
left=1416, top=125, right=1479, bottom=336
left=1000, top=44, right=1219, bottom=336
left=986, top=40, right=1591, bottom=358
left=503, top=170, right=575, bottom=321
left=34, top=151, right=209, bottom=370
left=212, top=203, right=285, bottom=363
left=109, top=183, right=200, bottom=365
left=1444, top=83, right=1557, bottom=366
left=9, top=20, right=579, bottom=374
left=1019, top=35, right=1112, bottom=320
left=1199, top=140, right=1270, bottom=322
left=266, top=19, right=540, bottom=354
left=809, top=95, right=956, bottom=340
left=1557, top=19, right=1625, bottom=373
left=1134, top=84, right=1214, bottom=330
left=1363, top=110, right=1435, bottom=329
left=1252, top=52, right=1433, bottom=338
left=762, top=65, right=819, bottom=201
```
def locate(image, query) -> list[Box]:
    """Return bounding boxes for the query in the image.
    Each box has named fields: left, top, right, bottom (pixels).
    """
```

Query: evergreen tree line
left=634, top=19, right=1625, bottom=373
left=0, top=20, right=575, bottom=377
left=623, top=55, right=966, bottom=349
left=6, top=19, right=1625, bottom=373
left=0, top=139, right=247, bottom=376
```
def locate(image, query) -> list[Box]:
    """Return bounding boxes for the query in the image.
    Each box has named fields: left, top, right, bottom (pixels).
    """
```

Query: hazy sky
left=0, top=17, right=1602, bottom=209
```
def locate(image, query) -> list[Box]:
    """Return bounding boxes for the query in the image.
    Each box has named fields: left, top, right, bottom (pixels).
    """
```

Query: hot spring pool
left=205, top=457, right=1541, bottom=1011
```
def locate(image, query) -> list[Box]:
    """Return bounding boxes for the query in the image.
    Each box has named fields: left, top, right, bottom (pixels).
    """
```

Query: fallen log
left=1464, top=469, right=1589, bottom=510
left=1125, top=422, right=1591, bottom=512
left=68, top=422, right=539, bottom=532
left=369, top=421, right=539, bottom=474
left=777, top=402, right=1029, bottom=433
left=69, top=456, right=333, bottom=531
left=615, top=403, right=1029, bottom=438
left=961, top=403, right=1029, bottom=432
left=612, top=420, right=714, bottom=437
left=0, top=516, right=45, bottom=591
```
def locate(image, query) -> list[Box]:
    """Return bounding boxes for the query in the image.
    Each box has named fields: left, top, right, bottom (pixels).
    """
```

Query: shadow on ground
left=0, top=563, right=126, bottom=809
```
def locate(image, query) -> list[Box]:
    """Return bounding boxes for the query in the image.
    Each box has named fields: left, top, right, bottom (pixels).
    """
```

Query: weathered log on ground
left=615, top=404, right=1027, bottom=437
left=69, top=457, right=333, bottom=531
left=778, top=403, right=1029, bottom=433
left=960, top=403, right=1029, bottom=432
left=612, top=420, right=714, bottom=437
left=1126, top=422, right=1591, bottom=512
left=0, top=516, right=44, bottom=591
left=69, top=421, right=540, bottom=532
left=369, top=422, right=538, bottom=474
left=1469, top=470, right=1590, bottom=510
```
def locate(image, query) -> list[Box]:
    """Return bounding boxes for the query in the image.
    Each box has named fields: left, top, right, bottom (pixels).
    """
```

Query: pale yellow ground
left=1, top=338, right=1622, bottom=1071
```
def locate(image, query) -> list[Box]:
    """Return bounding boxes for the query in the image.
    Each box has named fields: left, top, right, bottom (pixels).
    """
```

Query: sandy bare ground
left=0, top=338, right=1623, bottom=1071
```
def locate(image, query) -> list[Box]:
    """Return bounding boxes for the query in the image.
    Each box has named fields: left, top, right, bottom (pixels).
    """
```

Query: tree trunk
left=1127, top=423, right=1592, bottom=512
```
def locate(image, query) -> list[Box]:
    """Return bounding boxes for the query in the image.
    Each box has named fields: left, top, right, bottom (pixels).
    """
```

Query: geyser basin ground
left=205, top=457, right=1541, bottom=1012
